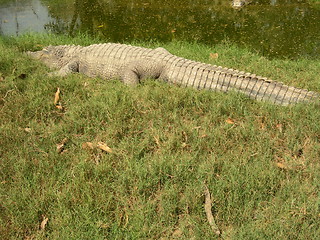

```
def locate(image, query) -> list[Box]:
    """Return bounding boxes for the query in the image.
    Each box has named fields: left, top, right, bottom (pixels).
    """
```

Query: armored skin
left=27, top=43, right=319, bottom=106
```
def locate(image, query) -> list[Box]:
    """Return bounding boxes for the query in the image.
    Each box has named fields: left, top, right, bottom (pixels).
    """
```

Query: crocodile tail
left=209, top=71, right=320, bottom=106
left=165, top=59, right=319, bottom=105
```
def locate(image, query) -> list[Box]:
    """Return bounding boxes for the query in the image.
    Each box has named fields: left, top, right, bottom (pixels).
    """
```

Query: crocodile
left=27, top=43, right=319, bottom=106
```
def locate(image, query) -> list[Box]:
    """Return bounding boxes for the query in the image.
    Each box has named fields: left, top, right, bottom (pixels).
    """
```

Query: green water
left=1, top=0, right=320, bottom=59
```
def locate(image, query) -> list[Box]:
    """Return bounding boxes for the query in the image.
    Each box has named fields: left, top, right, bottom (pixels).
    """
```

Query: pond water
left=0, top=0, right=54, bottom=35
left=0, top=0, right=320, bottom=59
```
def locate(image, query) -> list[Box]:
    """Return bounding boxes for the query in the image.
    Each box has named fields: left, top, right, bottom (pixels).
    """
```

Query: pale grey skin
left=27, top=43, right=319, bottom=106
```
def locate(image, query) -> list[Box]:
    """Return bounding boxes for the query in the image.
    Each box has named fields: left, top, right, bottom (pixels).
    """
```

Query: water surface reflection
left=0, top=0, right=319, bottom=59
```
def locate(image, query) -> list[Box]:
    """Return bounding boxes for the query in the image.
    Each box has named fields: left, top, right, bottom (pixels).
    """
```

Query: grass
left=0, top=33, right=320, bottom=239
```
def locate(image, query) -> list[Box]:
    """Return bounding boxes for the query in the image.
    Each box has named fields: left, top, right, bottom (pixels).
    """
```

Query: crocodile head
left=27, top=46, right=68, bottom=69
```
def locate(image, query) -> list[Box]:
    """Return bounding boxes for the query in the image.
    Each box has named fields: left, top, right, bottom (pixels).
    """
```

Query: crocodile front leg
left=49, top=61, right=79, bottom=77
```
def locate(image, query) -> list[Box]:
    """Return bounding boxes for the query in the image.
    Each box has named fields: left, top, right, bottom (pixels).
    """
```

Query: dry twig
left=204, top=185, right=221, bottom=236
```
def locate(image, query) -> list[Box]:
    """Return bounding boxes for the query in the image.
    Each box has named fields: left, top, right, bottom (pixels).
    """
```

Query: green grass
left=1, top=33, right=320, bottom=239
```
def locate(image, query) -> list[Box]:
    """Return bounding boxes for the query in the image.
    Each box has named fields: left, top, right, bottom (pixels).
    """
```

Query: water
left=0, top=0, right=55, bottom=36
left=0, top=0, right=319, bottom=59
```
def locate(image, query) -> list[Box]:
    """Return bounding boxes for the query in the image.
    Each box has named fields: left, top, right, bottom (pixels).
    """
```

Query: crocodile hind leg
left=121, top=59, right=165, bottom=86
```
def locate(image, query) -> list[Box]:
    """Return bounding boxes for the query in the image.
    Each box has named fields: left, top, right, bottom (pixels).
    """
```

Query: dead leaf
left=182, top=131, right=188, bottom=142
left=209, top=53, right=219, bottom=60
left=256, top=116, right=266, bottom=130
left=98, top=222, right=109, bottom=229
left=24, top=127, right=32, bottom=133
left=97, top=142, right=113, bottom=153
left=82, top=142, right=95, bottom=150
left=276, top=123, right=283, bottom=133
left=259, top=122, right=266, bottom=130
left=56, top=138, right=68, bottom=154
left=172, top=228, right=183, bottom=238
left=56, top=144, right=64, bottom=153
left=153, top=136, right=160, bottom=147
left=181, top=142, right=188, bottom=148
left=54, top=88, right=60, bottom=105
left=275, top=162, right=287, bottom=169
left=24, top=235, right=35, bottom=240
left=40, top=216, right=48, bottom=230
left=226, top=118, right=235, bottom=124
left=55, top=104, right=63, bottom=110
